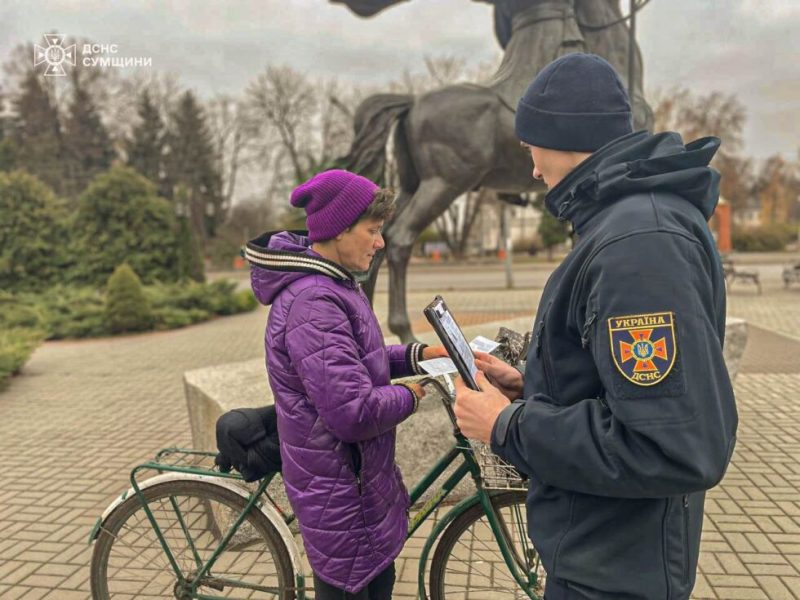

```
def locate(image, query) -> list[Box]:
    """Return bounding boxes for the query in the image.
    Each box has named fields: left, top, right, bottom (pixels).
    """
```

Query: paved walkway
left=0, top=262, right=798, bottom=599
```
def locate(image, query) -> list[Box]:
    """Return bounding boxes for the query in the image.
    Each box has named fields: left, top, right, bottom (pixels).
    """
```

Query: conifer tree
left=63, top=71, right=115, bottom=196
left=105, top=264, right=153, bottom=333
left=11, top=71, right=67, bottom=193
left=126, top=89, right=166, bottom=192
left=165, top=91, right=225, bottom=246
left=538, top=209, right=569, bottom=261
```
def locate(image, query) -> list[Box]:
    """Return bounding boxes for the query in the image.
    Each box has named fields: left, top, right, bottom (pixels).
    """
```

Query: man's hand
left=422, top=345, right=449, bottom=360
left=453, top=371, right=510, bottom=443
left=474, top=351, right=523, bottom=401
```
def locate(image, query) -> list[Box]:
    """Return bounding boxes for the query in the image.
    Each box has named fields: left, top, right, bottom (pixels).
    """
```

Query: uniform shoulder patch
left=608, top=311, right=677, bottom=387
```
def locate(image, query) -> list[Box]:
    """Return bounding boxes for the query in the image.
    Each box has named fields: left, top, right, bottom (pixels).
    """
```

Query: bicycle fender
left=88, top=472, right=302, bottom=577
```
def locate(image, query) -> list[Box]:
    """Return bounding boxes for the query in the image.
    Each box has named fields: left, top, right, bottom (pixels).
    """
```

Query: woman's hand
left=422, top=345, right=449, bottom=360
left=473, top=351, right=523, bottom=401
left=406, top=382, right=426, bottom=399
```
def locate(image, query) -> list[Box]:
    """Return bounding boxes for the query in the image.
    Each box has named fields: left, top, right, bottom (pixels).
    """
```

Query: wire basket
left=472, top=441, right=528, bottom=490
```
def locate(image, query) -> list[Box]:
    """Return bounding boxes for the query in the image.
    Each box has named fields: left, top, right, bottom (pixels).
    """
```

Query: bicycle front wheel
left=429, top=490, right=544, bottom=600
left=91, top=479, right=295, bottom=599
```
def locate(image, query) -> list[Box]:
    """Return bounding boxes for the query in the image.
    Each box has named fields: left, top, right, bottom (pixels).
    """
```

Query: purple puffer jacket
left=246, top=231, right=427, bottom=593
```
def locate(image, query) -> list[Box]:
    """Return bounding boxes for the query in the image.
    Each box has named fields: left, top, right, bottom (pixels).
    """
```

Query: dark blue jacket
left=491, top=130, right=738, bottom=599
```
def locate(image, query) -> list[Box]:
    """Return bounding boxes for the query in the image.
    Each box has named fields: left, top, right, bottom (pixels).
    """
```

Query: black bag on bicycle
left=215, top=405, right=282, bottom=482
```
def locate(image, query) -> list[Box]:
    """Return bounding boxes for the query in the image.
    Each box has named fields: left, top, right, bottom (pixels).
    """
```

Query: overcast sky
left=1, top=0, right=797, bottom=161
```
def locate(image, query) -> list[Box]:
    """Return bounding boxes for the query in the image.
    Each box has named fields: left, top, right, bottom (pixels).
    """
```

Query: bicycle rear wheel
left=91, top=479, right=294, bottom=599
left=429, top=490, right=544, bottom=600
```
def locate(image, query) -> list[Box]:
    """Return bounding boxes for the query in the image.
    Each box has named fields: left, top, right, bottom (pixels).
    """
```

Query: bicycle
left=89, top=377, right=545, bottom=599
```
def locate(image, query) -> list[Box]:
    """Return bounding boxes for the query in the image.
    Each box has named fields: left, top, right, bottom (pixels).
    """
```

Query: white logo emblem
left=33, top=34, right=77, bottom=77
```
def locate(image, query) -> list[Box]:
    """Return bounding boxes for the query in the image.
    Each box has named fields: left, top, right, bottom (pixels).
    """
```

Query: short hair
left=354, top=188, right=396, bottom=224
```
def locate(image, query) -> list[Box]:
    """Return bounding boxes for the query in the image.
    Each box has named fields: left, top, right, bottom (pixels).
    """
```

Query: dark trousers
left=313, top=563, right=395, bottom=600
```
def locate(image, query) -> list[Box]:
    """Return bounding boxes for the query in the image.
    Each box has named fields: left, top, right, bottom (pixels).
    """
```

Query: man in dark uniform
left=453, top=53, right=738, bottom=600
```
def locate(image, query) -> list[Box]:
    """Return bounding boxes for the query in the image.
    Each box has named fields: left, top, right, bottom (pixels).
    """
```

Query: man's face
left=335, top=217, right=385, bottom=272
left=523, top=143, right=582, bottom=190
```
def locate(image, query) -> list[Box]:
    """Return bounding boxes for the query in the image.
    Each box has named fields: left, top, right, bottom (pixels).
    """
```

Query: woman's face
left=335, top=217, right=385, bottom=272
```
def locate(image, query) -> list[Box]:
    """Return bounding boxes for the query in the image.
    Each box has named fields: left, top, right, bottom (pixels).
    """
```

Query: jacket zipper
left=682, top=495, right=690, bottom=585
left=355, top=283, right=381, bottom=335
left=534, top=303, right=555, bottom=396
left=349, top=443, right=363, bottom=495
left=581, top=310, right=598, bottom=348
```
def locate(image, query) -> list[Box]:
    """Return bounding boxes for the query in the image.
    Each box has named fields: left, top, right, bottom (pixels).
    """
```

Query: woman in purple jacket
left=246, top=169, right=444, bottom=599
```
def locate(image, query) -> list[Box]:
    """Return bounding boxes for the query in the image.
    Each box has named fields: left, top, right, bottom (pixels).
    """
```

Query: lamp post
left=627, top=0, right=638, bottom=104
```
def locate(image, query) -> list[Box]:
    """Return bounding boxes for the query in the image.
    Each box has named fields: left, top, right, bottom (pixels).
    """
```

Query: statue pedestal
left=184, top=317, right=747, bottom=504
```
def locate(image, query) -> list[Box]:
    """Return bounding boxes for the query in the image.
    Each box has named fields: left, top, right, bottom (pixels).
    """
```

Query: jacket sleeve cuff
left=396, top=383, right=419, bottom=415
left=490, top=400, right=525, bottom=458
left=406, top=343, right=429, bottom=375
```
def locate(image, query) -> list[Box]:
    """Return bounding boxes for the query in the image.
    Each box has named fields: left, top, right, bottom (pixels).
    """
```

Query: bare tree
left=651, top=86, right=752, bottom=214
left=246, top=65, right=316, bottom=185
left=756, top=154, right=800, bottom=225
left=105, top=71, right=183, bottom=156
left=224, top=195, right=277, bottom=240
left=435, top=188, right=493, bottom=259
left=206, top=94, right=257, bottom=211
left=316, top=78, right=359, bottom=170
left=244, top=65, right=360, bottom=219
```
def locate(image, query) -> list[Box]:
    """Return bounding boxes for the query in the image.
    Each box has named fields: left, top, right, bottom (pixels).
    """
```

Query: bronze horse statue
left=337, top=0, right=654, bottom=342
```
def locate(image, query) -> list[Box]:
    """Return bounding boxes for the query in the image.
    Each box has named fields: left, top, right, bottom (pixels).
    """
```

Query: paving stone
left=33, top=563, right=82, bottom=577
left=2, top=562, right=40, bottom=586
left=19, top=574, right=67, bottom=588
left=754, top=576, right=798, bottom=600
left=19, top=589, right=50, bottom=600
left=745, top=533, right=780, bottom=553
left=709, top=587, right=768, bottom=600
left=748, top=562, right=800, bottom=576
left=693, top=573, right=717, bottom=599
left=0, top=586, right=30, bottom=600
left=42, top=591, right=88, bottom=600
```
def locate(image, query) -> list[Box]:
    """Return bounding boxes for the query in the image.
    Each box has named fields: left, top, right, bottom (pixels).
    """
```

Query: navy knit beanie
left=515, top=53, right=633, bottom=152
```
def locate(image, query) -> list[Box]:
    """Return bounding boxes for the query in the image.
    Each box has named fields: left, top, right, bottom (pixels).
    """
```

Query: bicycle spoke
left=168, top=494, right=205, bottom=570
left=445, top=527, right=523, bottom=589
left=100, top=523, right=175, bottom=576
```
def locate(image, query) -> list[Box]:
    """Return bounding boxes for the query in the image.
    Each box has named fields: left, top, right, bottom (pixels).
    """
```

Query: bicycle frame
left=91, top=378, right=539, bottom=599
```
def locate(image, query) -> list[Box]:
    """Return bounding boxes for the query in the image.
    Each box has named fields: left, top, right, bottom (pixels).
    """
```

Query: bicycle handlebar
left=417, top=376, right=462, bottom=436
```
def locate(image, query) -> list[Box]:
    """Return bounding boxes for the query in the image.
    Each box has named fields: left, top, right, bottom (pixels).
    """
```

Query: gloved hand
left=215, top=406, right=282, bottom=482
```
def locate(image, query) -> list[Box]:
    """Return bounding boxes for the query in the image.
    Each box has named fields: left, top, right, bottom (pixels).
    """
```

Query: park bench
left=722, top=258, right=761, bottom=294
left=782, top=261, right=800, bottom=288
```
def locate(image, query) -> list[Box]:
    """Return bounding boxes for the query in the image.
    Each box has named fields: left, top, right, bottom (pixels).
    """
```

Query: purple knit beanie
left=290, top=169, right=379, bottom=242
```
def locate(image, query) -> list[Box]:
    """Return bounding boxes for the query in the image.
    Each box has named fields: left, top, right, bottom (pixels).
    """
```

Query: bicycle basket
left=472, top=441, right=528, bottom=490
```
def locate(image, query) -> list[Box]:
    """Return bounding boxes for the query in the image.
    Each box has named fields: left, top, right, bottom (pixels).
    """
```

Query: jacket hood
left=545, top=130, right=722, bottom=233
left=245, top=230, right=354, bottom=306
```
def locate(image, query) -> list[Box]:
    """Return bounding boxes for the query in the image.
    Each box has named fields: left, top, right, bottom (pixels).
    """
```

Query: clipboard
left=423, top=295, right=480, bottom=391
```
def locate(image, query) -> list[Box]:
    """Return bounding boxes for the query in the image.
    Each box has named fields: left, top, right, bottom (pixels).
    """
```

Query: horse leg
left=386, top=240, right=415, bottom=343
left=385, top=178, right=464, bottom=343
